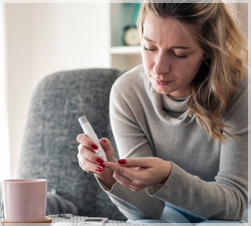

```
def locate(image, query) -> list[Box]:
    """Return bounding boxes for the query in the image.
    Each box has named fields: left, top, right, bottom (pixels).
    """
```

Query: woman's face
left=141, top=14, right=205, bottom=97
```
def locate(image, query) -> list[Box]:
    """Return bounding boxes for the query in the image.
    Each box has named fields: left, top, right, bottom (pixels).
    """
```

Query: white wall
left=5, top=4, right=32, bottom=179
left=28, top=3, right=110, bottom=89
left=4, top=3, right=110, bottom=177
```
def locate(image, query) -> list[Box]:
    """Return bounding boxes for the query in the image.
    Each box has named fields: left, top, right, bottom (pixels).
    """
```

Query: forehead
left=143, top=13, right=198, bottom=46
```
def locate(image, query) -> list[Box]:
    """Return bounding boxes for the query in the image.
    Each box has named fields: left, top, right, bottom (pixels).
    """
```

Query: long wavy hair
left=137, top=1, right=248, bottom=142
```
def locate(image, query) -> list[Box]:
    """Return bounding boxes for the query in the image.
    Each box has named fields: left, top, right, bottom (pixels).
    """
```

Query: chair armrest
left=46, top=190, right=78, bottom=215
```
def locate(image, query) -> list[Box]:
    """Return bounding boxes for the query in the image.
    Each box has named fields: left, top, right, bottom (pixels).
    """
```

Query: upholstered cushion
left=46, top=190, right=78, bottom=215
left=17, top=68, right=126, bottom=220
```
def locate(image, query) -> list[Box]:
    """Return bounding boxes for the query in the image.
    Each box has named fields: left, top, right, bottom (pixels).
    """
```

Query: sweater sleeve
left=96, top=73, right=165, bottom=220
left=148, top=76, right=249, bottom=221
left=100, top=68, right=248, bottom=221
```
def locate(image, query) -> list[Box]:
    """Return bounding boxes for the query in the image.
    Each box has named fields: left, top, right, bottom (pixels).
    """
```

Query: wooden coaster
left=1, top=217, right=52, bottom=225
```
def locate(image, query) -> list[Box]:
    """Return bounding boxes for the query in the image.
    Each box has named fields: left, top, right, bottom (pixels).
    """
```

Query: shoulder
left=227, top=75, right=248, bottom=110
left=112, top=65, right=145, bottom=90
left=223, top=74, right=249, bottom=127
left=111, top=64, right=147, bottom=99
left=110, top=65, right=149, bottom=121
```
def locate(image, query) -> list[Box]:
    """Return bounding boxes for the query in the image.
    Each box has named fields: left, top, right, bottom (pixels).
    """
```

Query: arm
left=147, top=130, right=248, bottom=220
left=95, top=74, right=165, bottom=220
left=148, top=76, right=249, bottom=220
left=105, top=74, right=249, bottom=221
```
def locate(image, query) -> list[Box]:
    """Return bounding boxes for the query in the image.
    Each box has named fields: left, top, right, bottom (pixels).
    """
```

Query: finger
left=77, top=153, right=84, bottom=166
left=113, top=171, right=141, bottom=192
left=113, top=172, right=134, bottom=190
left=104, top=162, right=136, bottom=180
left=117, top=157, right=152, bottom=168
left=99, top=138, right=113, bottom=153
left=78, top=144, right=105, bottom=165
left=76, top=133, right=99, bottom=151
left=77, top=152, right=90, bottom=172
left=77, top=153, right=104, bottom=174
left=99, top=138, right=115, bottom=162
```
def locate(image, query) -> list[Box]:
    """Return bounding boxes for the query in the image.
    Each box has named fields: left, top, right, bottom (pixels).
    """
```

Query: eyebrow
left=143, top=36, right=191, bottom=49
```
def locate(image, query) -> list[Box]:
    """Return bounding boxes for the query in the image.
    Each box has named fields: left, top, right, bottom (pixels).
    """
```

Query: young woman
left=77, top=2, right=248, bottom=224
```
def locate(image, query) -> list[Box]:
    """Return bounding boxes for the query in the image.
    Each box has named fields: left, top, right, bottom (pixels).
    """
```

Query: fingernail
left=118, top=159, right=126, bottom=164
left=91, top=144, right=98, bottom=150
left=99, top=163, right=105, bottom=167
left=96, top=167, right=103, bottom=173
left=100, top=138, right=107, bottom=144
left=96, top=158, right=104, bottom=164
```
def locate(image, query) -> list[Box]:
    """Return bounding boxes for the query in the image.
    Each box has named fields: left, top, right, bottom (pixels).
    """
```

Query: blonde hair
left=137, top=1, right=248, bottom=142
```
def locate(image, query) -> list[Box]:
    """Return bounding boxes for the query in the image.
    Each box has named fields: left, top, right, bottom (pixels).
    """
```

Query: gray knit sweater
left=99, top=65, right=248, bottom=221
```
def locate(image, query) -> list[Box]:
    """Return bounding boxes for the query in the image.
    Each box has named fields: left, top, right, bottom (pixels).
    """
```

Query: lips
left=154, top=78, right=172, bottom=86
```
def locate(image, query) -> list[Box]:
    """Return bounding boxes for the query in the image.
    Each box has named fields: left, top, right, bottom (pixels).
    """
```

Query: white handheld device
left=77, top=217, right=108, bottom=226
left=78, top=115, right=107, bottom=161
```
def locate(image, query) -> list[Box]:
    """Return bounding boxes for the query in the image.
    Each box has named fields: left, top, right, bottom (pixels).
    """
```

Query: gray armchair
left=16, top=68, right=126, bottom=220
left=1, top=68, right=249, bottom=222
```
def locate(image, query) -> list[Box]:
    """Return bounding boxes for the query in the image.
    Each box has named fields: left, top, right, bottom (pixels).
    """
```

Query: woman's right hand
left=76, top=134, right=116, bottom=188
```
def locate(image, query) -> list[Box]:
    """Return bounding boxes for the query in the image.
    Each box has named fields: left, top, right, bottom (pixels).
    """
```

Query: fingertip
left=76, top=134, right=82, bottom=142
left=96, top=166, right=103, bottom=173
left=100, top=138, right=107, bottom=144
left=118, top=159, right=126, bottom=164
left=103, top=161, right=113, bottom=167
left=77, top=143, right=82, bottom=151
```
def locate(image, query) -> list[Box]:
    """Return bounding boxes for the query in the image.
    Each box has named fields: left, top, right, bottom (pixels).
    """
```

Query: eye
left=144, top=46, right=157, bottom=52
left=172, top=51, right=188, bottom=58
left=174, top=53, right=188, bottom=58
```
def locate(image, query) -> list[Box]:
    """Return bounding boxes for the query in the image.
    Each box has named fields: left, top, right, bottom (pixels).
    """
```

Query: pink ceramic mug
left=2, top=179, right=47, bottom=222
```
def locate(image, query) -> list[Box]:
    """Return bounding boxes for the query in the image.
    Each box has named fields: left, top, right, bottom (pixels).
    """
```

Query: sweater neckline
left=162, top=94, right=190, bottom=112
left=141, top=67, right=194, bottom=124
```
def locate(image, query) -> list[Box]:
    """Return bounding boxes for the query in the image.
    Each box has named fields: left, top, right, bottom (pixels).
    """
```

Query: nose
left=153, top=52, right=170, bottom=76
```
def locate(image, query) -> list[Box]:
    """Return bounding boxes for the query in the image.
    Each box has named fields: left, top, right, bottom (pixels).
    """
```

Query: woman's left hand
left=104, top=157, right=172, bottom=192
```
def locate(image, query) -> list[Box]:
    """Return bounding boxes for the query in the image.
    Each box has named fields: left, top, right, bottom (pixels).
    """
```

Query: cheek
left=142, top=54, right=152, bottom=79
left=189, top=58, right=203, bottom=76
left=141, top=51, right=153, bottom=70
left=176, top=58, right=203, bottom=79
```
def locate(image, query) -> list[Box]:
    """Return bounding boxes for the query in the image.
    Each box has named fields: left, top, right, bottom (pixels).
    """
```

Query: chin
left=153, top=86, right=171, bottom=95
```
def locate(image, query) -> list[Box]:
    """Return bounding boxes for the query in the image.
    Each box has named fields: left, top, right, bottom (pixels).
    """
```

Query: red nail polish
left=101, top=138, right=107, bottom=144
left=118, top=159, right=126, bottom=164
left=96, top=158, right=104, bottom=164
left=91, top=144, right=98, bottom=150
left=96, top=167, right=103, bottom=173
left=99, top=163, right=105, bottom=167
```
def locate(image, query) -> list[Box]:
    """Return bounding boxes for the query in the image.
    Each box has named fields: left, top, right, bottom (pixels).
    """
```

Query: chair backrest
left=17, top=68, right=126, bottom=220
